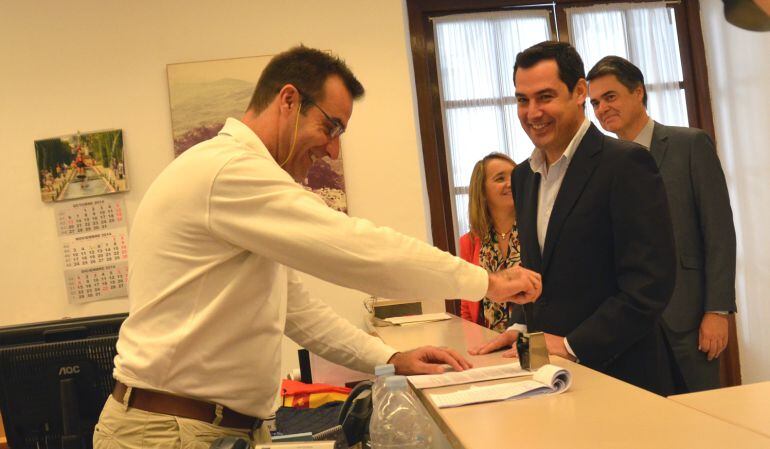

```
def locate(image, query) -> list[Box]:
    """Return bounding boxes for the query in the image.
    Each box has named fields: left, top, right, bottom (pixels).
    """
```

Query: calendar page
left=56, top=198, right=129, bottom=303
left=55, top=197, right=126, bottom=236
left=64, top=263, right=128, bottom=304
left=62, top=230, right=128, bottom=269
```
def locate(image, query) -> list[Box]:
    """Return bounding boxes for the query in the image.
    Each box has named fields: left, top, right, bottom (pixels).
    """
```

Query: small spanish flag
left=281, top=379, right=352, bottom=409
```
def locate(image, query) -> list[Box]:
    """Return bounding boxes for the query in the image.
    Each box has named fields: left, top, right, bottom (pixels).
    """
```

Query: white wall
left=2, top=0, right=768, bottom=385
left=0, top=0, right=431, bottom=376
left=700, top=0, right=770, bottom=383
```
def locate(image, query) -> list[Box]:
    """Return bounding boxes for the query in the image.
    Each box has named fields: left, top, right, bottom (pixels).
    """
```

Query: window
left=568, top=3, right=689, bottom=129
left=433, top=10, right=553, bottom=238
left=432, top=2, right=691, bottom=240
left=407, top=0, right=715, bottom=258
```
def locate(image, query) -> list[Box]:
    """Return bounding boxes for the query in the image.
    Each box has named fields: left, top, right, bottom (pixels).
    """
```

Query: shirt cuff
left=471, top=265, right=490, bottom=300
left=506, top=323, right=528, bottom=334
left=564, top=337, right=577, bottom=359
left=707, top=311, right=730, bottom=315
left=380, top=345, right=400, bottom=367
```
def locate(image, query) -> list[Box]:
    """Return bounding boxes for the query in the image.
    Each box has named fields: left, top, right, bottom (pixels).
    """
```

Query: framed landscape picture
left=167, top=54, right=348, bottom=212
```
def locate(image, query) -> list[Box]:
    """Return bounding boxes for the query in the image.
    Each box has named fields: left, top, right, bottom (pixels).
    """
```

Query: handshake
left=485, top=265, right=542, bottom=304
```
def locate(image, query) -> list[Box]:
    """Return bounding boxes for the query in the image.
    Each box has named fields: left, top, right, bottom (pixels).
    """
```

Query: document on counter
left=429, top=364, right=572, bottom=408
left=408, top=361, right=531, bottom=389
left=383, top=312, right=453, bottom=325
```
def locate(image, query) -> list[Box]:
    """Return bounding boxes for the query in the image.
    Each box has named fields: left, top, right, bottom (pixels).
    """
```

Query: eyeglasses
left=296, top=88, right=346, bottom=139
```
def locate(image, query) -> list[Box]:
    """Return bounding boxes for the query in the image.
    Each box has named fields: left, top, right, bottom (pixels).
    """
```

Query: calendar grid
left=56, top=198, right=129, bottom=303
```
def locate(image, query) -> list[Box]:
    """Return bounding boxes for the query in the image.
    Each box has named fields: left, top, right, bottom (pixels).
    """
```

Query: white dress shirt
left=632, top=118, right=655, bottom=149
left=529, top=118, right=592, bottom=253
left=508, top=118, right=592, bottom=358
left=114, top=118, right=488, bottom=418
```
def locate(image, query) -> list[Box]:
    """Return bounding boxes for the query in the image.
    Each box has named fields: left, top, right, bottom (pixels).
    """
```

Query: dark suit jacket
left=513, top=124, right=676, bottom=394
left=650, top=122, right=737, bottom=332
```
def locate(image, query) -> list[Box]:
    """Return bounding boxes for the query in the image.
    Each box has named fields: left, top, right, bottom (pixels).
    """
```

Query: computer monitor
left=0, top=313, right=126, bottom=449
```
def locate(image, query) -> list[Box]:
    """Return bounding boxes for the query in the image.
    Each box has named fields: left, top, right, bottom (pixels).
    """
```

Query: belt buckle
left=213, top=404, right=224, bottom=426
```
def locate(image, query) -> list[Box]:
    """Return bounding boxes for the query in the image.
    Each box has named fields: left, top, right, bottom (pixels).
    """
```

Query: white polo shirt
left=114, top=118, right=488, bottom=418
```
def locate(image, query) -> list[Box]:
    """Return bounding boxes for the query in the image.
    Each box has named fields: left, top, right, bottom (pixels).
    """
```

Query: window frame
left=406, top=0, right=715, bottom=257
left=406, top=0, right=738, bottom=387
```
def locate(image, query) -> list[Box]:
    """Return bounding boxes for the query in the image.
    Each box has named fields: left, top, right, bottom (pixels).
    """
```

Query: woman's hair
left=468, top=152, right=516, bottom=240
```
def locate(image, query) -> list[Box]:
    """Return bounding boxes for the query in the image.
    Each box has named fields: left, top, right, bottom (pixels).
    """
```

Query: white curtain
left=568, top=3, right=688, bottom=131
left=433, top=10, right=552, bottom=238
left=700, top=0, right=770, bottom=383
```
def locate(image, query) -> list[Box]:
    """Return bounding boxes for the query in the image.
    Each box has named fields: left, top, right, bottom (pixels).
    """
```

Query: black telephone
left=311, top=379, right=373, bottom=447
left=337, top=380, right=373, bottom=446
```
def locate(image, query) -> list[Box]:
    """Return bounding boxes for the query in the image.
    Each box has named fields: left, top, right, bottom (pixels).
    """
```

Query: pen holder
left=516, top=331, right=550, bottom=371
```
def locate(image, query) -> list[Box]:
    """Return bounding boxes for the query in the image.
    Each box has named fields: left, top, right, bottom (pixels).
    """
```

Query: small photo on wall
left=34, top=129, right=128, bottom=203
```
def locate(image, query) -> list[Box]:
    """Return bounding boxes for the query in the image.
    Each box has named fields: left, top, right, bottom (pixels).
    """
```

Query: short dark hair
left=586, top=56, right=647, bottom=107
left=247, top=45, right=365, bottom=113
left=513, top=41, right=585, bottom=92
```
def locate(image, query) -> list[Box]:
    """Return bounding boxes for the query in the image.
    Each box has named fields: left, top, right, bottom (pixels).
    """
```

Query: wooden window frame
left=407, top=0, right=740, bottom=387
left=407, top=0, right=713, bottom=255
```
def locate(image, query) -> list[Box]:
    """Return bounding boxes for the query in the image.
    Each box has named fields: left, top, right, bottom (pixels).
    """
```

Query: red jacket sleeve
left=459, top=233, right=482, bottom=322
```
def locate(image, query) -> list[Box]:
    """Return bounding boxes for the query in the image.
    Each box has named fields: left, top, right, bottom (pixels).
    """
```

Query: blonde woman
left=459, top=153, right=521, bottom=331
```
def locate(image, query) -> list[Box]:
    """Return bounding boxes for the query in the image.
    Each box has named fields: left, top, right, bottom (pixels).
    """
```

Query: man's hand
left=486, top=266, right=542, bottom=304
left=468, top=330, right=519, bottom=358
left=699, top=313, right=729, bottom=361
left=388, top=346, right=473, bottom=375
left=468, top=331, right=577, bottom=361
left=544, top=333, right=576, bottom=361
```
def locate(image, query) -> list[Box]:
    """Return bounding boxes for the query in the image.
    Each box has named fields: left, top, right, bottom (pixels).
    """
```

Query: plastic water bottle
left=369, top=375, right=433, bottom=449
left=371, top=363, right=395, bottom=408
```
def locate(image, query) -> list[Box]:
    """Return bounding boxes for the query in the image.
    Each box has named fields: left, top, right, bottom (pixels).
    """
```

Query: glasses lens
left=330, top=124, right=345, bottom=139
left=304, top=95, right=345, bottom=139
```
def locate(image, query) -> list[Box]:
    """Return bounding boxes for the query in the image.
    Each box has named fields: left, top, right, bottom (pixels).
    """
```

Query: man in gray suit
left=586, top=56, right=737, bottom=393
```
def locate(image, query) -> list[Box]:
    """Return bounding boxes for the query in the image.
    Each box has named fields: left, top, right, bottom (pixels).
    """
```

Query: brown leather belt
left=112, top=381, right=262, bottom=430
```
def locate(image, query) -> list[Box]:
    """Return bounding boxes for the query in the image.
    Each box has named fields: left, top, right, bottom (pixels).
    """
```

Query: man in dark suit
left=471, top=42, right=676, bottom=395
left=586, top=56, right=737, bottom=393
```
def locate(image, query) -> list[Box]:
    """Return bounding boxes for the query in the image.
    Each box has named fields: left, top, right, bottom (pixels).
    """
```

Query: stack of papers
left=429, top=364, right=572, bottom=408
left=383, top=312, right=453, bottom=325
left=408, top=362, right=530, bottom=389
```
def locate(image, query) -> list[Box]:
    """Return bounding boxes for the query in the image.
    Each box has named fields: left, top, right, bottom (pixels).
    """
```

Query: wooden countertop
left=670, top=381, right=770, bottom=438
left=375, top=316, right=770, bottom=449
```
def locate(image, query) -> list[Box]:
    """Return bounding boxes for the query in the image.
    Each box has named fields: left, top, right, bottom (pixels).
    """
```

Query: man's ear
left=573, top=78, right=588, bottom=105
left=633, top=85, right=644, bottom=102
left=277, top=84, right=301, bottom=114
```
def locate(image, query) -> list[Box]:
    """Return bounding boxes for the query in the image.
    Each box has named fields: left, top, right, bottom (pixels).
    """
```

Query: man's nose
left=527, top=103, right=543, bottom=120
left=326, top=136, right=341, bottom=160
left=595, top=100, right=608, bottom=115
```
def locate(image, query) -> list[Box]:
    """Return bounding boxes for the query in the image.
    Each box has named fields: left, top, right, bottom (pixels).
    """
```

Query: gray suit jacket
left=650, top=122, right=737, bottom=332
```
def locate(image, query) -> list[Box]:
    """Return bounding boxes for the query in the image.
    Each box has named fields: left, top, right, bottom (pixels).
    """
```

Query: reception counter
left=670, top=381, right=770, bottom=438
left=375, top=316, right=770, bottom=448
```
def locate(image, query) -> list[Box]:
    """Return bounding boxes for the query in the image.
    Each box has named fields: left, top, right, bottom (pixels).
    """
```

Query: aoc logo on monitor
left=58, top=365, right=81, bottom=376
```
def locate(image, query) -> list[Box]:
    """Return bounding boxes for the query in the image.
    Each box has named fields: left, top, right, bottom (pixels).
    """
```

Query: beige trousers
left=93, top=396, right=271, bottom=449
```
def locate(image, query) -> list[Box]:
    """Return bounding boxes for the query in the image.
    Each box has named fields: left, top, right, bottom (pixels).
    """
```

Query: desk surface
left=376, top=317, right=770, bottom=449
left=670, top=381, right=770, bottom=438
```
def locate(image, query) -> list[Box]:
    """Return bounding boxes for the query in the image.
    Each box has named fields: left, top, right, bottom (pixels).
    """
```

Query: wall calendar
left=55, top=197, right=126, bottom=236
left=55, top=198, right=129, bottom=303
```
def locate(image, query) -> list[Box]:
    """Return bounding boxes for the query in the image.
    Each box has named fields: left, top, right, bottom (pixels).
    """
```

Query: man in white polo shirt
left=93, top=46, right=542, bottom=447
